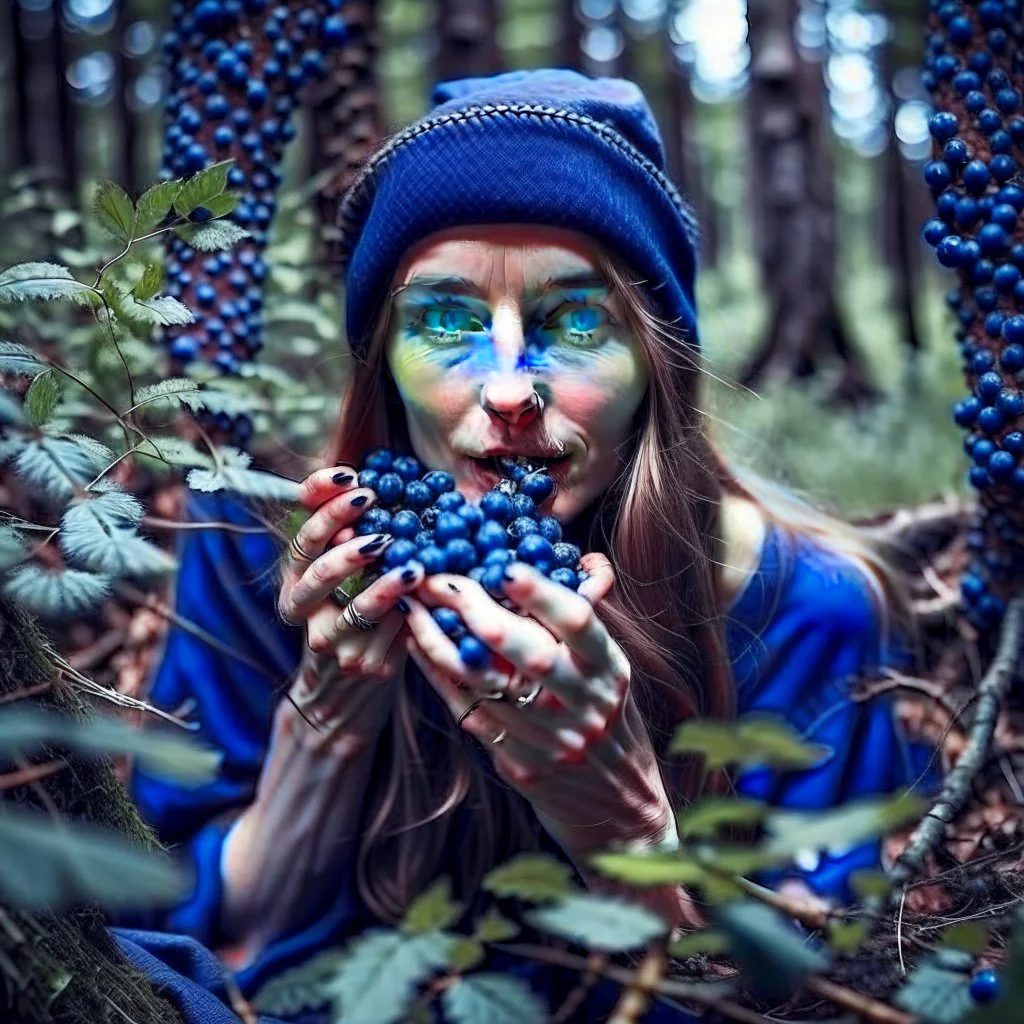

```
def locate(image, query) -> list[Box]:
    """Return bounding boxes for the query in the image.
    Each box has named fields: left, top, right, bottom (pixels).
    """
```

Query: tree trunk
left=739, top=0, right=876, bottom=403
left=9, top=1, right=31, bottom=172
left=558, top=0, right=584, bottom=72
left=434, top=0, right=503, bottom=84
left=113, top=0, right=139, bottom=196
left=0, top=601, right=184, bottom=1024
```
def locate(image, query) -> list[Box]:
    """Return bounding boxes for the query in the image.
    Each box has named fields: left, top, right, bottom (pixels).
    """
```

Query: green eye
left=417, top=307, right=482, bottom=345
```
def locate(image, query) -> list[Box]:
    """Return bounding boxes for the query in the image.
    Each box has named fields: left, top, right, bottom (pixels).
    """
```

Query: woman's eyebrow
left=391, top=272, right=610, bottom=300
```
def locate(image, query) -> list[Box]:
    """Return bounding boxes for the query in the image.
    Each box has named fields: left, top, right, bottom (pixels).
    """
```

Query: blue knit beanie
left=336, top=68, right=702, bottom=361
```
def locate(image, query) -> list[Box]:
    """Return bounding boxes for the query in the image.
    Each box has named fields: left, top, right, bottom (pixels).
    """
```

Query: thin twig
left=141, top=515, right=272, bottom=535
left=551, top=952, right=608, bottom=1024
left=805, top=977, right=916, bottom=1024
left=897, top=889, right=907, bottom=977
left=0, top=760, right=67, bottom=790
left=888, top=596, right=1024, bottom=894
left=608, top=943, right=667, bottom=1024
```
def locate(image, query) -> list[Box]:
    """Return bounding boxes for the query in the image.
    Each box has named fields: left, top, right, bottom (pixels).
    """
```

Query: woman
left=114, top=69, right=931, bottom=1020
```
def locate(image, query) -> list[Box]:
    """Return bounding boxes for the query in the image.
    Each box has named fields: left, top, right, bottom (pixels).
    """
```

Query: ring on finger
left=516, top=681, right=543, bottom=708
left=341, top=600, right=378, bottom=632
left=492, top=728, right=508, bottom=745
left=288, top=535, right=315, bottom=565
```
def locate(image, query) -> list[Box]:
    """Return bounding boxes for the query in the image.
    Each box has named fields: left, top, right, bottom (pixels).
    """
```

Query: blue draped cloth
left=111, top=490, right=934, bottom=1023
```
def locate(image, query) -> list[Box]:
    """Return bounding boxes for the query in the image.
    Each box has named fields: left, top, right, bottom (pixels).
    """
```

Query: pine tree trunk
left=739, top=0, right=876, bottom=402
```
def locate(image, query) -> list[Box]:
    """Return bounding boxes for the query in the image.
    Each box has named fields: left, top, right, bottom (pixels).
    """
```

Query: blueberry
left=459, top=635, right=491, bottom=670
left=510, top=493, right=537, bottom=518
left=391, top=455, right=421, bottom=481
left=382, top=539, right=418, bottom=569
left=246, top=81, right=268, bottom=109
left=550, top=567, right=579, bottom=589
left=170, top=335, right=198, bottom=360
left=1004, top=431, right=1024, bottom=454
left=390, top=509, right=422, bottom=539
left=989, top=451, right=1016, bottom=477
left=404, top=480, right=434, bottom=510
left=923, top=218, right=950, bottom=246
left=435, top=511, right=471, bottom=543
left=445, top=539, right=477, bottom=574
left=1004, top=316, right=1024, bottom=344
left=357, top=469, right=380, bottom=490
left=518, top=535, right=555, bottom=565
left=520, top=472, right=556, bottom=502
left=537, top=516, right=562, bottom=543
left=929, top=111, right=959, bottom=141
left=481, top=563, right=508, bottom=596
left=480, top=490, right=514, bottom=523
left=979, top=407, right=1005, bottom=433
left=322, top=15, right=349, bottom=45
left=458, top=504, right=485, bottom=533
left=963, top=160, right=992, bottom=194
left=924, top=161, right=952, bottom=193
left=375, top=472, right=404, bottom=504
left=978, top=371, right=1004, bottom=400
left=420, top=507, right=439, bottom=529
left=483, top=548, right=515, bottom=568
left=969, top=969, right=1001, bottom=1005
left=362, top=448, right=393, bottom=473
left=997, top=388, right=1024, bottom=416
left=552, top=542, right=582, bottom=568
left=436, top=491, right=465, bottom=513
left=936, top=235, right=965, bottom=268
left=475, top=521, right=509, bottom=553
left=422, top=470, right=455, bottom=496
left=356, top=507, right=392, bottom=535
left=432, top=607, right=462, bottom=637
left=196, top=283, right=216, bottom=306
left=509, top=516, right=540, bottom=539
left=972, top=439, right=996, bottom=465
left=418, top=545, right=448, bottom=575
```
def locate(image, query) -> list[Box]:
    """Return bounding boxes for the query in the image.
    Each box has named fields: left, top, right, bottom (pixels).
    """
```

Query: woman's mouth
left=463, top=452, right=574, bottom=492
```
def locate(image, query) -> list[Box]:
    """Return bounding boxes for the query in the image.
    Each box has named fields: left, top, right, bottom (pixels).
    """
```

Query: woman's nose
left=480, top=374, right=543, bottom=429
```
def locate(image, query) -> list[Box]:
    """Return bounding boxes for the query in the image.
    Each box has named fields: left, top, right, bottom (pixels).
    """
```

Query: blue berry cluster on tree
left=921, top=0, right=1024, bottom=631
left=351, top=449, right=588, bottom=671
left=159, top=0, right=356, bottom=446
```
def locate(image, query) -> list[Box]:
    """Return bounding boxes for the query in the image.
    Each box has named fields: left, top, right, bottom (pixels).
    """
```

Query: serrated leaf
left=483, top=854, right=576, bottom=903
left=173, top=160, right=234, bottom=217
left=94, top=181, right=135, bottom=243
left=134, top=436, right=214, bottom=470
left=200, top=192, right=240, bottom=218
left=135, top=179, right=182, bottom=234
left=14, top=437, right=107, bottom=504
left=527, top=895, right=668, bottom=953
left=668, top=931, right=728, bottom=959
left=133, top=377, right=200, bottom=410
left=0, top=705, right=220, bottom=785
left=179, top=387, right=266, bottom=417
left=942, top=922, right=990, bottom=955
left=442, top=974, right=548, bottom=1024
left=764, top=794, right=927, bottom=862
left=59, top=491, right=175, bottom=579
left=588, top=850, right=712, bottom=887
left=0, top=525, right=28, bottom=572
left=0, top=341, right=47, bottom=378
left=828, top=919, right=868, bottom=953
left=329, top=929, right=453, bottom=1024
left=896, top=955, right=975, bottom=1024
left=402, top=877, right=463, bottom=936
left=677, top=797, right=767, bottom=837
left=448, top=937, right=485, bottom=973
left=671, top=716, right=828, bottom=771
left=187, top=465, right=300, bottom=503
left=717, top=901, right=830, bottom=999
left=1, top=564, right=112, bottom=619
left=123, top=294, right=195, bottom=327
left=0, top=803, right=186, bottom=912
left=0, top=263, right=96, bottom=306
left=474, top=908, right=519, bottom=944
left=175, top=221, right=251, bottom=252
left=251, top=947, right=349, bottom=1016
left=133, top=263, right=164, bottom=302
left=24, top=369, right=63, bottom=427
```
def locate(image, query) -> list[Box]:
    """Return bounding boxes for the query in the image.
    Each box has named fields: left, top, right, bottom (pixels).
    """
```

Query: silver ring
left=492, top=729, right=508, bottom=745
left=516, top=681, right=543, bottom=708
left=457, top=699, right=485, bottom=728
left=289, top=535, right=315, bottom=565
left=341, top=600, right=377, bottom=632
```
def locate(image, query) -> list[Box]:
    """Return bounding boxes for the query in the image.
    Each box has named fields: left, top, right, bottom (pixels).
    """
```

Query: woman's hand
left=401, top=554, right=676, bottom=860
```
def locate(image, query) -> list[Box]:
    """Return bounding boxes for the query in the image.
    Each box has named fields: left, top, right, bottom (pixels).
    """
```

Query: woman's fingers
left=577, top=551, right=615, bottom=607
left=337, top=560, right=427, bottom=627
left=297, top=465, right=361, bottom=511
left=283, top=533, right=394, bottom=620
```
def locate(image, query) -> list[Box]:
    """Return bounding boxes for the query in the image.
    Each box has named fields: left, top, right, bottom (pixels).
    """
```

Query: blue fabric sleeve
left=114, top=490, right=303, bottom=946
left=733, top=537, right=937, bottom=902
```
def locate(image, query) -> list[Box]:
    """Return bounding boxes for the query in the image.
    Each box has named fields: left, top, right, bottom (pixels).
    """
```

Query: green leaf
left=24, top=369, right=63, bottom=427
left=251, top=947, right=348, bottom=1016
left=670, top=715, right=828, bottom=770
left=0, top=340, right=47, bottom=378
left=942, top=922, right=991, bottom=956
left=668, top=930, right=728, bottom=959
left=329, top=929, right=453, bottom=1024
left=93, top=181, right=136, bottom=243
left=200, top=192, right=240, bottom=218
left=187, top=465, right=301, bottom=504
left=1, top=564, right=112, bottom=619
left=896, top=955, right=974, bottom=1024
left=121, top=294, right=195, bottom=327
left=0, top=263, right=96, bottom=306
left=179, top=387, right=267, bottom=417
left=132, top=263, right=164, bottom=302
left=473, top=908, right=519, bottom=944
left=588, top=850, right=713, bottom=887
left=483, top=853, right=576, bottom=903
left=0, top=803, right=186, bottom=911
left=677, top=797, right=767, bottom=837
left=134, top=436, right=214, bottom=471
left=527, top=894, right=668, bottom=953
left=133, top=377, right=200, bottom=410
left=849, top=869, right=890, bottom=901
left=827, top=919, right=868, bottom=954
left=717, top=901, right=830, bottom=999
left=448, top=937, right=485, bottom=973
left=175, top=221, right=251, bottom=252
left=442, top=974, right=548, bottom=1024
left=401, top=877, right=463, bottom=936
left=135, top=179, right=182, bottom=234
left=764, top=794, right=928, bottom=862
left=0, top=525, right=28, bottom=572
left=0, top=705, right=221, bottom=785
left=173, top=160, right=234, bottom=217
left=59, top=490, right=176, bottom=579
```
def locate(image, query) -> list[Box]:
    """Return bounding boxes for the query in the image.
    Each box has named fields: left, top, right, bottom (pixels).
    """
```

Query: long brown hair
left=321, top=242, right=903, bottom=922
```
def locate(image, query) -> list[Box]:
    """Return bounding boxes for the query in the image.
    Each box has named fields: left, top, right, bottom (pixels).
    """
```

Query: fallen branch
left=888, top=596, right=1024, bottom=894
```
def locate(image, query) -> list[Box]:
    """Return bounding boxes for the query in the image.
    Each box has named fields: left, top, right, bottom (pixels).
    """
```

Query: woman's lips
left=461, top=455, right=571, bottom=507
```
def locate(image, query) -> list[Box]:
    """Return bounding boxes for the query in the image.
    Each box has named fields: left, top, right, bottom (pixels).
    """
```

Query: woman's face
left=384, top=225, right=650, bottom=521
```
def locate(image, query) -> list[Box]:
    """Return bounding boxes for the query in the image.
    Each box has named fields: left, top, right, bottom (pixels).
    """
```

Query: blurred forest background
left=0, top=0, right=968, bottom=518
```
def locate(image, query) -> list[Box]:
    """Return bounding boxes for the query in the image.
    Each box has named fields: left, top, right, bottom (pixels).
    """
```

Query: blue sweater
left=112, top=490, right=932, bottom=1022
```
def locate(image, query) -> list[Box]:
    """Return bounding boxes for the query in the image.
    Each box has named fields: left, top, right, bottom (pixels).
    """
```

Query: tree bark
left=434, top=0, right=504, bottom=84
left=739, top=0, right=876, bottom=402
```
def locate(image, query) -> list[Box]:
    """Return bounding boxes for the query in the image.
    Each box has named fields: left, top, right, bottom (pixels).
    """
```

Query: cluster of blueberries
left=158, top=1, right=352, bottom=446
left=920, top=0, right=1024, bottom=627
left=350, top=448, right=588, bottom=671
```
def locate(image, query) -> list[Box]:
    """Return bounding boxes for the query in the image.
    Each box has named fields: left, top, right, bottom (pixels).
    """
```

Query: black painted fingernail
left=401, top=567, right=417, bottom=582
left=351, top=495, right=368, bottom=507
left=447, top=581, right=460, bottom=593
left=397, top=598, right=410, bottom=613
left=360, top=535, right=387, bottom=554
left=332, top=472, right=354, bottom=485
